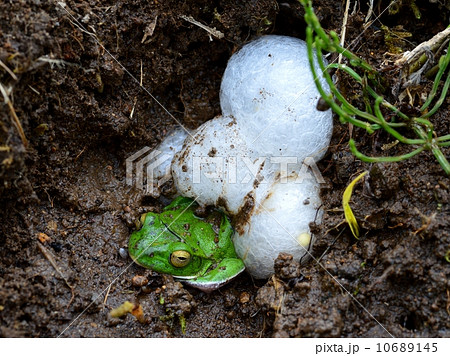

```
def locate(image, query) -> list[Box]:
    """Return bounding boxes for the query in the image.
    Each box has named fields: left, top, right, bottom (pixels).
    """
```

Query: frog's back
left=160, top=197, right=238, bottom=260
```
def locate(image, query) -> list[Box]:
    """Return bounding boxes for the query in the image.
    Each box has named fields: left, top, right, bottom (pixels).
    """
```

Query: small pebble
left=226, top=310, right=236, bottom=319
left=123, top=206, right=131, bottom=213
left=119, top=247, right=128, bottom=259
left=132, top=275, right=149, bottom=287
left=239, top=291, right=250, bottom=304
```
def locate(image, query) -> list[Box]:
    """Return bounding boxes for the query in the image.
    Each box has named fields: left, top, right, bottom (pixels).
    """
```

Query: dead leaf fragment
left=37, top=232, right=51, bottom=243
left=141, top=16, right=158, bottom=44
left=47, top=220, right=57, bottom=231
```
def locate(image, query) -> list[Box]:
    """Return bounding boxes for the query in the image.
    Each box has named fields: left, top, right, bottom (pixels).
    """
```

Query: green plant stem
left=437, top=134, right=450, bottom=142
left=305, top=32, right=376, bottom=133
left=326, top=63, right=412, bottom=123
left=421, top=41, right=450, bottom=112
left=431, top=144, right=450, bottom=174
left=314, top=41, right=425, bottom=145
left=421, top=69, right=450, bottom=119
left=349, top=139, right=425, bottom=163
left=301, top=0, right=449, bottom=175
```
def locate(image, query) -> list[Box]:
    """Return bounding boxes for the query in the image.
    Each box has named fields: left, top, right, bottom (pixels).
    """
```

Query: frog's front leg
left=179, top=258, right=245, bottom=293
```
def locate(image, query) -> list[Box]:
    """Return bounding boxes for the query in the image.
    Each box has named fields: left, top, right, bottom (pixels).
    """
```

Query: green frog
left=128, top=196, right=245, bottom=292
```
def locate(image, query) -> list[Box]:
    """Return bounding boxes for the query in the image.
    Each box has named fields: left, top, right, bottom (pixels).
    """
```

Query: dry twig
left=0, top=82, right=28, bottom=147
left=395, top=27, right=450, bottom=69
left=0, top=59, right=18, bottom=81
left=179, top=15, right=224, bottom=41
left=37, top=242, right=75, bottom=306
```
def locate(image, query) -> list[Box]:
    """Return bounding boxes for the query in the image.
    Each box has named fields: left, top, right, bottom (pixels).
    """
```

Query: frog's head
left=128, top=206, right=245, bottom=292
left=128, top=212, right=212, bottom=278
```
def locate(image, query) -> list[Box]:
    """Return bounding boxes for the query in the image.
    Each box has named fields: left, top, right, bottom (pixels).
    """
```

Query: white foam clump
left=147, top=127, right=190, bottom=196
left=155, top=35, right=332, bottom=278
left=233, top=176, right=323, bottom=278
left=220, top=35, right=332, bottom=162
left=172, top=115, right=262, bottom=214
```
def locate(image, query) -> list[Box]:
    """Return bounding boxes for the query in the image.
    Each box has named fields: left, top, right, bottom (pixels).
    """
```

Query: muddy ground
left=0, top=0, right=449, bottom=337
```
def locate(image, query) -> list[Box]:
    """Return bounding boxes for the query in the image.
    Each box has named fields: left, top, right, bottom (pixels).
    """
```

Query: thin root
left=0, top=83, right=28, bottom=147
left=412, top=208, right=436, bottom=236
left=37, top=242, right=75, bottom=307
left=103, top=284, right=112, bottom=308
left=0, top=59, right=18, bottom=81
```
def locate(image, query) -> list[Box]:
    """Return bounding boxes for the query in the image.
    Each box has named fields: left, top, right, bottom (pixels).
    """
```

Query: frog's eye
left=170, top=250, right=191, bottom=268
left=136, top=213, right=147, bottom=229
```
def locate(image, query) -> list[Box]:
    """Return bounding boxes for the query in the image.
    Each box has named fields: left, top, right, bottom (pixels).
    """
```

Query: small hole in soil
left=19, top=314, right=32, bottom=322
left=140, top=196, right=160, bottom=206
left=31, top=275, right=47, bottom=286
left=50, top=242, right=63, bottom=253
left=400, top=311, right=422, bottom=330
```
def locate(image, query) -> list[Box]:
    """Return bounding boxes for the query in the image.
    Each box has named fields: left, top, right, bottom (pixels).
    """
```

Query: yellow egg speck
left=297, top=232, right=311, bottom=247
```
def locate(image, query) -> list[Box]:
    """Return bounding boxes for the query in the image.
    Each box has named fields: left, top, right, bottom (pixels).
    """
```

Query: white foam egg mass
left=147, top=127, right=190, bottom=196
left=220, top=35, right=332, bottom=163
left=172, top=115, right=258, bottom=213
left=233, top=175, right=323, bottom=278
left=154, top=35, right=333, bottom=279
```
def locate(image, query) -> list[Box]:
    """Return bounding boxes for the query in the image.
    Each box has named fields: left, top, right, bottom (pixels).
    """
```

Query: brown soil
left=0, top=0, right=449, bottom=337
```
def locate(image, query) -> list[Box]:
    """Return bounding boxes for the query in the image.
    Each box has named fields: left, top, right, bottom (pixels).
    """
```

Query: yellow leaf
left=109, top=301, right=134, bottom=318
left=342, top=171, right=368, bottom=238
left=109, top=301, right=146, bottom=324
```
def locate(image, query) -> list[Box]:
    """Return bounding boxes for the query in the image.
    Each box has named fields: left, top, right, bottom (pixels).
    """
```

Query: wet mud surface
left=0, top=0, right=449, bottom=337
